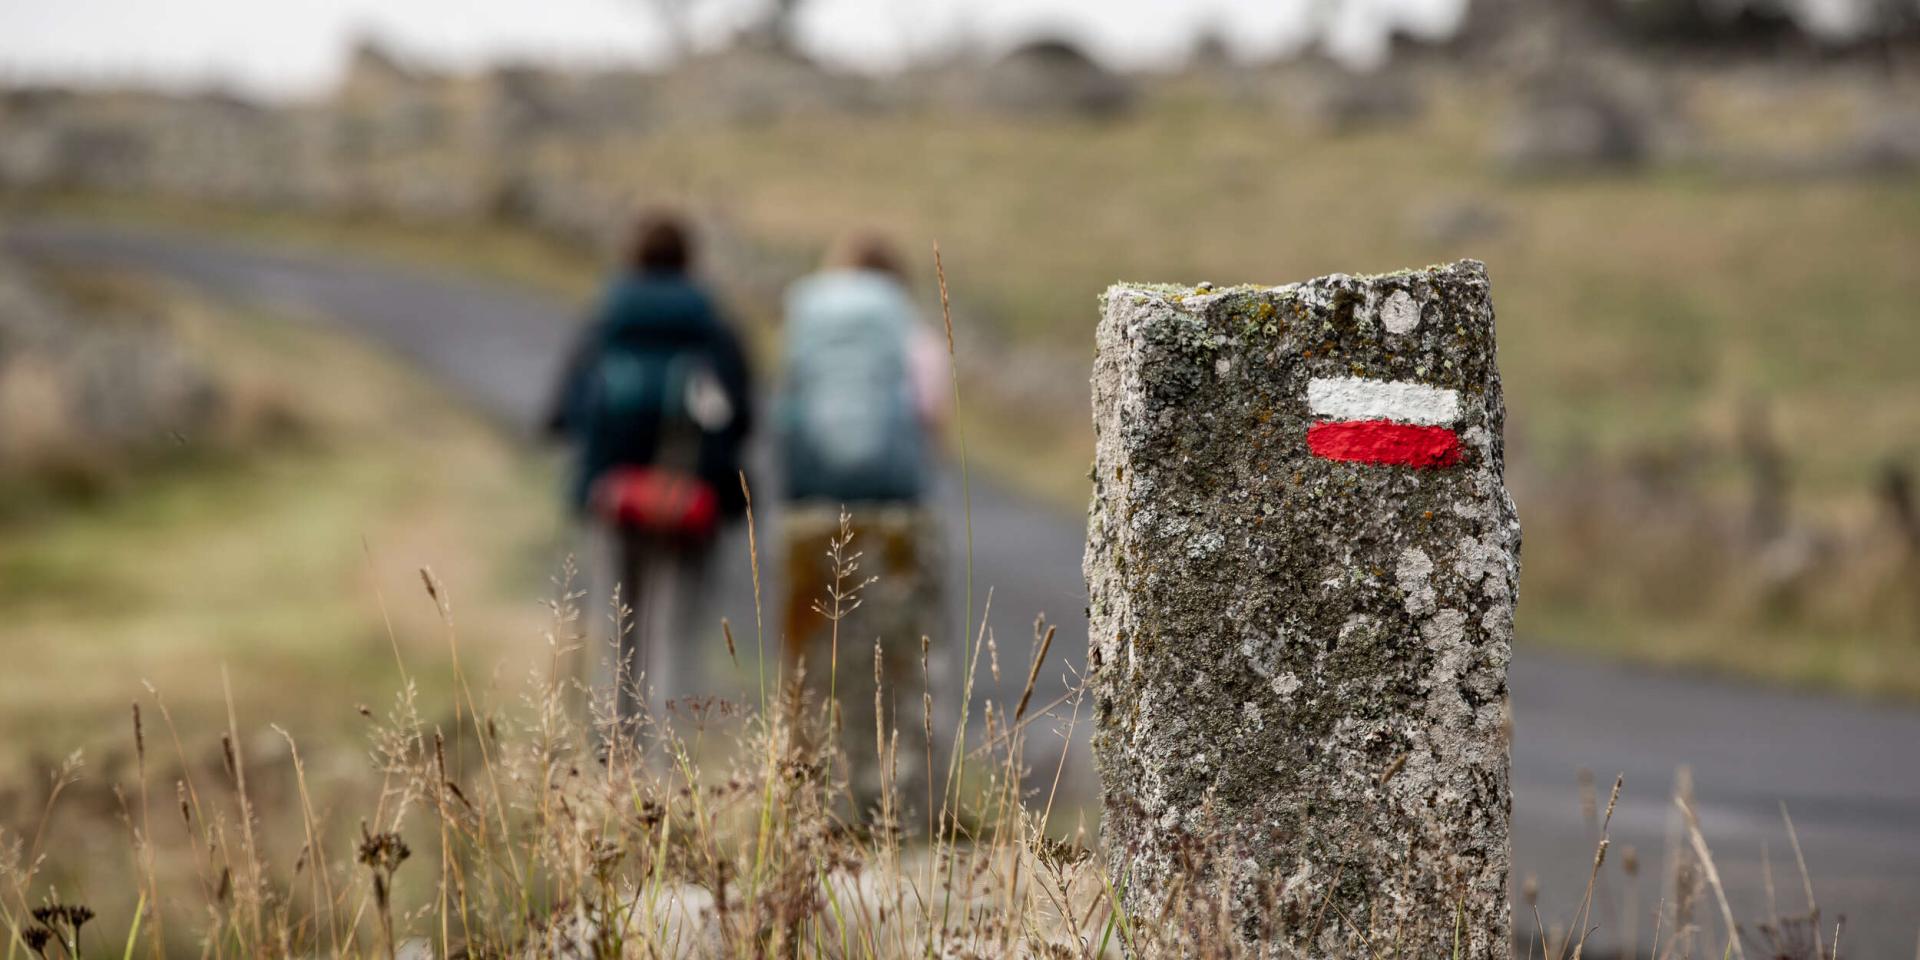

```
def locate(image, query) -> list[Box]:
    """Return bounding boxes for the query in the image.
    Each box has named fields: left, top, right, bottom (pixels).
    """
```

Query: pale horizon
left=0, top=0, right=1467, bottom=99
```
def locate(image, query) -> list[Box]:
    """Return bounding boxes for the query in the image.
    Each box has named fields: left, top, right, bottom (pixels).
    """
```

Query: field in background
left=488, top=72, right=1920, bottom=697
left=14, top=66, right=1920, bottom=697
left=584, top=76, right=1920, bottom=489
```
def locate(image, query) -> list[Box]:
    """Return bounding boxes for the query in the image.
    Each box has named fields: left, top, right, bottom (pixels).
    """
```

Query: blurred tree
left=740, top=0, right=806, bottom=55
left=631, top=0, right=808, bottom=58
left=1617, top=0, right=1919, bottom=48
left=1597, top=0, right=1803, bottom=48
left=1449, top=0, right=1919, bottom=53
left=639, top=0, right=699, bottom=57
left=1187, top=25, right=1235, bottom=71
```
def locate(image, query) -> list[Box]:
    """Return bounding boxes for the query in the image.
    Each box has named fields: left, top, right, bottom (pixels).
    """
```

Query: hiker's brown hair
left=827, top=230, right=908, bottom=287
left=628, top=209, right=693, bottom=275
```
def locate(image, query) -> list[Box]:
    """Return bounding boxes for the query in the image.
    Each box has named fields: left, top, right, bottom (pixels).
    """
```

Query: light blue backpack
left=780, top=270, right=926, bottom=503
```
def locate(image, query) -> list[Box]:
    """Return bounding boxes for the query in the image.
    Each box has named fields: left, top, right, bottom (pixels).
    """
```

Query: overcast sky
left=0, top=0, right=1467, bottom=98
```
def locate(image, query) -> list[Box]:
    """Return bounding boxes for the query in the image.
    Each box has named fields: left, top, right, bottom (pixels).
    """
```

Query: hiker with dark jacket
left=547, top=211, right=753, bottom=730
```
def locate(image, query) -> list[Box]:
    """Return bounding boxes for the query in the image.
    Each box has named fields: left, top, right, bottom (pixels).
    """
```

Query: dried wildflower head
left=356, top=828, right=411, bottom=874
left=21, top=926, right=51, bottom=956
left=1035, top=835, right=1090, bottom=870
left=130, top=702, right=144, bottom=765
left=31, top=904, right=94, bottom=931
left=30, top=903, right=95, bottom=948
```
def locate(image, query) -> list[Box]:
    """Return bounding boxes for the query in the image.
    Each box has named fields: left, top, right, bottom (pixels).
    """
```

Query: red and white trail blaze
left=1305, top=376, right=1463, bottom=468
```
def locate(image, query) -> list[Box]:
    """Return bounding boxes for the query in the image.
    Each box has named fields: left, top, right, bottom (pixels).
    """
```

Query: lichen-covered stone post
left=1085, top=261, right=1520, bottom=956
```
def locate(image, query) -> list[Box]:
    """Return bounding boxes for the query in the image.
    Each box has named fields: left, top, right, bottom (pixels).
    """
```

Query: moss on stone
left=1087, top=259, right=1518, bottom=956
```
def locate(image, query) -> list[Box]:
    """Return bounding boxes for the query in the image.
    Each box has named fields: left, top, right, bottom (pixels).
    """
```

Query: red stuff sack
left=590, top=467, right=719, bottom=541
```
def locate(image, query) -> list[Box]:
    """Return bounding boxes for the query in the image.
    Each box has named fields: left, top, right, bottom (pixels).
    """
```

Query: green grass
left=5, top=191, right=602, bottom=300
left=0, top=277, right=560, bottom=770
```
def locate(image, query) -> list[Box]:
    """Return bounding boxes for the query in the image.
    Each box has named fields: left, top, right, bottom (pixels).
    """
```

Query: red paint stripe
left=1307, top=420, right=1463, bottom=469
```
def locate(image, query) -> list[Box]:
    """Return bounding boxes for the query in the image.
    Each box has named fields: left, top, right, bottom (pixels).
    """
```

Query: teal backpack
left=780, top=271, right=926, bottom=502
left=578, top=328, right=733, bottom=492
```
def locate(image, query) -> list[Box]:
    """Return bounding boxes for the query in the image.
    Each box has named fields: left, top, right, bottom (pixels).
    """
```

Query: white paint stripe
left=1307, top=377, right=1460, bottom=426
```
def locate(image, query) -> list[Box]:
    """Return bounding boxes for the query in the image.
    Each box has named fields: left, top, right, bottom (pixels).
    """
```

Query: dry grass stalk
left=1678, top=794, right=1748, bottom=960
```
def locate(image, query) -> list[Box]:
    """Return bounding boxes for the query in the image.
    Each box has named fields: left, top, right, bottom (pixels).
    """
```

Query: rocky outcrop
left=0, top=260, right=224, bottom=491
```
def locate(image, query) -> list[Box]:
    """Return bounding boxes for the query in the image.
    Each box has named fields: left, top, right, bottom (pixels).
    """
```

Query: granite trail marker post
left=1085, top=261, right=1520, bottom=956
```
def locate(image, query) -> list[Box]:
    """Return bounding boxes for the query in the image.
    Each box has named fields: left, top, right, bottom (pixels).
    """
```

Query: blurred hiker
left=547, top=210, right=753, bottom=731
left=777, top=231, right=947, bottom=819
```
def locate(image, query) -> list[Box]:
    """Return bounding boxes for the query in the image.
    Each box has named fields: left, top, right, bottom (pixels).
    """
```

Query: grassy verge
left=0, top=271, right=560, bottom=772
left=0, top=537, right=1802, bottom=960
left=3, top=190, right=603, bottom=300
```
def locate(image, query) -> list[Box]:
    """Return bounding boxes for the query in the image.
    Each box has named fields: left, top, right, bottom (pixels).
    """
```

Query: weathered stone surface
left=1085, top=261, right=1519, bottom=955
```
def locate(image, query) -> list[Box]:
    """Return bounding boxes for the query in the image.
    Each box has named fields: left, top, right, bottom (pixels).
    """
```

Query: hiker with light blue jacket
left=777, top=232, right=947, bottom=814
left=778, top=233, right=947, bottom=506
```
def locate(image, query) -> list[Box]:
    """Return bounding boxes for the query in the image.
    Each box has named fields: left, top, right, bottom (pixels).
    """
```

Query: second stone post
left=1085, top=260, right=1520, bottom=956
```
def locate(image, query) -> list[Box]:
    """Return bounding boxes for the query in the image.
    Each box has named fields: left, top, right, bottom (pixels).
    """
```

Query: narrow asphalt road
left=10, top=219, right=1917, bottom=956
